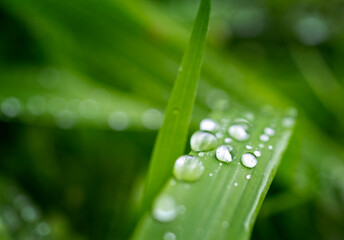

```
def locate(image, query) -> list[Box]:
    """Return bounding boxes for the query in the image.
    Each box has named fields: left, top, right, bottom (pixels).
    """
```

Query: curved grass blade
left=133, top=104, right=295, bottom=239
left=141, top=0, right=211, bottom=211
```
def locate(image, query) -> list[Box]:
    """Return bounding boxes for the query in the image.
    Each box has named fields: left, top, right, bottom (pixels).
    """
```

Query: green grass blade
left=133, top=104, right=295, bottom=240
left=141, top=0, right=211, bottom=211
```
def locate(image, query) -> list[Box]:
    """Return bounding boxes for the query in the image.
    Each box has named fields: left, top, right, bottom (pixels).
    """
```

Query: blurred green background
left=0, top=0, right=344, bottom=239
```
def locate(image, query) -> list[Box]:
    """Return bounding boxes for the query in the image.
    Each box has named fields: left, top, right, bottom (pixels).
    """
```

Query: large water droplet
left=200, top=118, right=218, bottom=132
left=164, top=232, right=176, bottom=240
left=190, top=131, right=218, bottom=152
left=152, top=194, right=177, bottom=223
left=228, top=123, right=250, bottom=141
left=241, top=153, right=257, bottom=168
left=173, top=155, right=204, bottom=182
left=216, top=145, right=236, bottom=163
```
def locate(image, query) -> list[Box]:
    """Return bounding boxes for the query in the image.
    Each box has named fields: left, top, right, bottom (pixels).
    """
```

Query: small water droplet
left=264, top=127, right=275, bottom=136
left=215, top=132, right=224, bottom=139
left=259, top=143, right=264, bottom=148
left=190, top=131, right=218, bottom=152
left=241, top=153, right=257, bottom=168
left=224, top=137, right=232, bottom=143
left=245, top=144, right=253, bottom=150
left=282, top=117, right=295, bottom=128
left=228, top=125, right=250, bottom=141
left=200, top=118, right=218, bottom=132
left=173, top=155, right=204, bottom=182
left=221, top=221, right=229, bottom=228
left=164, top=232, right=176, bottom=240
left=209, top=173, right=213, bottom=177
left=246, top=174, right=251, bottom=180
left=268, top=145, right=273, bottom=150
left=219, top=163, right=223, bottom=166
left=244, top=112, right=255, bottom=121
left=234, top=182, right=238, bottom=187
left=198, top=152, right=205, bottom=157
left=152, top=195, right=177, bottom=223
left=215, top=145, right=236, bottom=163
left=259, top=134, right=269, bottom=142
left=254, top=150, right=261, bottom=157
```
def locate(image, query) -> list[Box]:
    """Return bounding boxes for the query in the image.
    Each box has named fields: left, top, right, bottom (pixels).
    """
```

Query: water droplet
left=241, top=153, right=257, bottom=168
left=234, top=182, right=238, bottom=187
left=221, top=221, right=229, bottom=228
left=206, top=89, right=229, bottom=110
left=224, top=137, right=232, bottom=143
left=177, top=205, right=186, bottom=214
left=282, top=117, right=295, bottom=128
left=259, top=134, right=269, bottom=142
left=173, top=155, right=204, bottom=182
left=164, top=232, right=177, bottom=240
left=1, top=97, right=22, bottom=117
left=268, top=145, right=273, bottom=150
left=246, top=174, right=251, bottom=180
left=170, top=179, right=176, bottom=186
left=254, top=150, right=261, bottom=157
left=142, top=108, right=163, bottom=130
left=198, top=152, right=205, bottom=157
left=200, top=118, right=218, bottom=132
left=219, top=163, right=223, bottom=166
left=228, top=125, right=250, bottom=141
left=152, top=195, right=177, bottom=223
left=108, top=111, right=129, bottom=131
left=27, top=96, right=46, bottom=116
left=209, top=173, right=213, bottom=177
left=245, top=144, right=253, bottom=150
left=215, top=132, right=224, bottom=139
left=216, top=145, right=236, bottom=163
left=190, top=131, right=218, bottom=152
left=264, top=127, right=275, bottom=136
left=258, top=143, right=264, bottom=148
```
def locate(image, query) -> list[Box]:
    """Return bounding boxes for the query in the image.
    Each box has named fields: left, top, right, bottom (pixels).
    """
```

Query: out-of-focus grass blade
left=0, top=68, right=156, bottom=130
left=141, top=0, right=211, bottom=212
left=133, top=104, right=295, bottom=240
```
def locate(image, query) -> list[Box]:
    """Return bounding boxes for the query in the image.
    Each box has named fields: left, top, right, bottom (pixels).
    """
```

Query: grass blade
left=133, top=104, right=295, bottom=239
left=141, top=0, right=211, bottom=211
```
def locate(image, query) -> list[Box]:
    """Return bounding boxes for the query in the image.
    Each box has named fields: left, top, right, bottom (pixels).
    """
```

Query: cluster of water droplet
left=0, top=177, right=52, bottom=239
left=152, top=108, right=297, bottom=229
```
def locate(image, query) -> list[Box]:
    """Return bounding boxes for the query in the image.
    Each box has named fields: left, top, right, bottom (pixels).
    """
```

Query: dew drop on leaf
left=228, top=124, right=250, bottom=141
left=215, top=145, right=236, bottom=163
left=241, top=153, right=258, bottom=168
left=254, top=150, right=261, bottom=157
left=264, top=127, right=275, bottom=136
left=173, top=155, right=204, bottom=182
left=200, top=118, right=218, bottom=132
left=152, top=194, right=177, bottom=223
left=164, top=232, right=176, bottom=240
left=190, top=131, right=218, bottom=152
left=259, top=134, right=269, bottom=142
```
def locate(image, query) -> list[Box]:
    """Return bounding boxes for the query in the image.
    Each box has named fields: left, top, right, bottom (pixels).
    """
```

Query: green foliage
left=133, top=104, right=295, bottom=240
left=142, top=0, right=211, bottom=213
